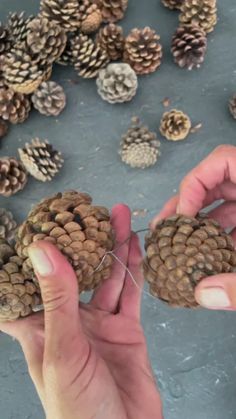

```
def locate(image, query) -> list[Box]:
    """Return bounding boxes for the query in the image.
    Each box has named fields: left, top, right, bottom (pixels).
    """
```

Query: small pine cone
left=80, top=2, right=102, bottom=34
left=179, top=0, right=217, bottom=34
left=16, top=190, right=115, bottom=292
left=0, top=209, right=17, bottom=244
left=120, top=117, right=161, bottom=169
left=143, top=215, right=236, bottom=308
left=0, top=158, right=28, bottom=197
left=31, top=81, right=66, bottom=117
left=73, top=34, right=109, bottom=78
left=95, top=0, right=128, bottom=23
left=0, top=119, right=8, bottom=138
left=0, top=25, right=11, bottom=55
left=0, top=238, right=41, bottom=321
left=18, top=138, right=64, bottom=182
left=160, top=109, right=191, bottom=141
left=124, top=27, right=163, bottom=75
left=161, top=0, right=184, bottom=10
left=96, top=23, right=125, bottom=61
left=229, top=95, right=236, bottom=119
left=40, top=0, right=81, bottom=32
left=7, top=12, right=34, bottom=43
left=171, top=25, right=207, bottom=70
left=96, top=63, right=138, bottom=104
left=0, top=87, right=31, bottom=124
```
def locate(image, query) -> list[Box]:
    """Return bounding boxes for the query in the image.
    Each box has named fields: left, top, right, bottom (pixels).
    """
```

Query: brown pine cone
left=56, top=34, right=76, bottom=66
left=124, top=27, right=163, bottom=75
left=0, top=86, right=31, bottom=124
left=171, top=25, right=207, bottom=70
left=0, top=119, right=8, bottom=138
left=40, top=0, right=81, bottom=32
left=160, top=109, right=191, bottom=141
left=162, top=0, right=184, bottom=10
left=0, top=209, right=17, bottom=245
left=73, top=34, right=109, bottom=78
left=18, top=138, right=64, bottom=182
left=96, top=23, right=125, bottom=61
left=229, top=94, right=236, bottom=119
left=0, top=158, right=28, bottom=197
left=80, top=1, right=102, bottom=34
left=0, top=25, right=11, bottom=55
left=31, top=81, right=66, bottom=117
left=16, top=190, right=115, bottom=292
left=179, top=0, right=217, bottom=34
left=144, top=215, right=236, bottom=308
left=6, top=12, right=34, bottom=43
left=95, top=0, right=128, bottom=23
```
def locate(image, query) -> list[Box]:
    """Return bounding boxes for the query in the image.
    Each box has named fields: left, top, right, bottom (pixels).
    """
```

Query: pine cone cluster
left=0, top=86, right=31, bottom=124
left=16, top=191, right=115, bottom=292
left=18, top=138, right=64, bottom=182
left=0, top=158, right=28, bottom=197
left=31, top=81, right=66, bottom=116
left=160, top=109, right=191, bottom=141
left=95, top=0, right=128, bottom=23
left=144, top=215, right=236, bottom=308
left=124, top=27, right=163, bottom=75
left=179, top=0, right=218, bottom=34
left=96, top=63, right=138, bottom=104
left=229, top=95, right=236, bottom=119
left=73, top=34, right=109, bottom=78
left=162, top=0, right=184, bottom=10
left=0, top=209, right=17, bottom=244
left=96, top=24, right=125, bottom=61
left=172, top=25, right=207, bottom=70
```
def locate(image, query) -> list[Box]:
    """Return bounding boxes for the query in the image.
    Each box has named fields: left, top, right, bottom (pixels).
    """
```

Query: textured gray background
left=0, top=0, right=236, bottom=418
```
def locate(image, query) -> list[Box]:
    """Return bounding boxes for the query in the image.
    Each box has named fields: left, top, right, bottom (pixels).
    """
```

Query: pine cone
left=120, top=117, right=161, bottom=169
left=0, top=238, right=41, bottom=321
left=40, top=0, right=81, bottom=32
left=26, top=17, right=67, bottom=66
left=31, top=81, right=66, bottom=117
left=96, top=23, right=125, bottom=61
left=95, top=0, right=128, bottom=23
left=0, top=158, right=28, bottom=197
left=73, top=34, right=109, bottom=78
left=0, top=86, right=31, bottom=124
left=162, top=0, right=184, bottom=10
left=0, top=119, right=8, bottom=138
left=144, top=215, right=236, bottom=308
left=160, top=109, right=191, bottom=141
left=124, top=27, right=163, bottom=75
left=171, top=25, right=207, bottom=70
left=179, top=0, right=217, bottom=34
left=16, top=190, right=115, bottom=292
left=0, top=25, right=11, bottom=55
left=56, top=32, right=79, bottom=66
left=7, top=12, right=34, bottom=43
left=18, top=138, right=64, bottom=182
left=0, top=209, right=17, bottom=244
left=229, top=95, right=236, bottom=119
left=80, top=2, right=102, bottom=34
left=96, top=63, right=137, bottom=104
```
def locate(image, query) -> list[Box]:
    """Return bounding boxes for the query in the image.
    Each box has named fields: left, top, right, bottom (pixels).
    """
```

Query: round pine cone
left=0, top=86, right=31, bottom=124
left=124, top=27, right=163, bottom=75
left=179, top=0, right=217, bottom=34
left=144, top=215, right=236, bottom=308
left=6, top=12, right=34, bottom=43
left=0, top=119, right=8, bottom=138
left=31, top=81, right=66, bottom=117
left=96, top=23, right=125, bottom=61
left=96, top=63, right=138, bottom=104
left=0, top=209, right=17, bottom=245
left=80, top=1, right=102, bottom=34
left=0, top=25, right=11, bottom=55
left=73, top=34, right=109, bottom=78
left=120, top=117, right=161, bottom=169
left=16, top=190, right=115, bottom=292
left=229, top=95, right=236, bottom=119
left=18, top=138, right=64, bottom=182
left=95, top=0, right=128, bottom=23
left=160, top=109, right=191, bottom=141
left=172, top=25, right=207, bottom=70
left=40, top=0, right=81, bottom=32
left=162, top=0, right=184, bottom=10
left=0, top=158, right=28, bottom=197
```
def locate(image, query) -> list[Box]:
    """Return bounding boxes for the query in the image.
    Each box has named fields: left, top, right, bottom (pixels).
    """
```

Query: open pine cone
left=31, top=81, right=66, bottom=116
left=96, top=23, right=125, bottom=61
left=0, top=158, right=28, bottom=197
left=0, top=86, right=31, bottom=124
left=179, top=0, right=217, bottom=34
left=95, top=0, right=128, bottom=23
left=161, top=0, right=184, bottom=10
left=40, top=0, right=81, bottom=32
left=144, top=215, right=236, bottom=308
left=16, top=190, right=115, bottom=292
left=0, top=209, right=17, bottom=245
left=6, top=12, right=34, bottom=43
left=73, top=34, right=109, bottom=78
left=160, top=109, right=191, bottom=141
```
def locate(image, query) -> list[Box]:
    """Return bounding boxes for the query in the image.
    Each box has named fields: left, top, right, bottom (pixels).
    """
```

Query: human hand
left=0, top=204, right=162, bottom=419
left=151, top=145, right=236, bottom=311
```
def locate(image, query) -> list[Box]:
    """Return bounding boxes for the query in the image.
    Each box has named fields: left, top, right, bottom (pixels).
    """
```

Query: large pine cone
left=16, top=191, right=115, bottom=292
left=31, top=81, right=66, bottom=116
left=96, top=23, right=125, bottom=61
left=160, top=109, right=191, bottom=141
left=80, top=1, right=102, bottom=34
left=0, top=158, right=28, bottom=197
left=229, top=94, right=236, bottom=120
left=179, top=0, right=217, bottom=34
left=172, top=25, right=207, bottom=70
left=0, top=86, right=31, bottom=124
left=95, top=0, right=128, bottom=23
left=0, top=209, right=17, bottom=245
left=73, top=34, right=109, bottom=78
left=144, top=215, right=236, bottom=308
left=40, top=0, right=81, bottom=32
left=124, top=27, right=163, bottom=75
left=161, top=0, right=184, bottom=10
left=6, top=12, right=34, bottom=43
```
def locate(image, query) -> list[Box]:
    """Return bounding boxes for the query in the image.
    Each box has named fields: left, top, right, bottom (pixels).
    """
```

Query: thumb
left=195, top=274, right=236, bottom=310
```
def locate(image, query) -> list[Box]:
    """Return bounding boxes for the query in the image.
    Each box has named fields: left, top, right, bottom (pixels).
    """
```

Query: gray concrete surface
left=0, top=0, right=236, bottom=418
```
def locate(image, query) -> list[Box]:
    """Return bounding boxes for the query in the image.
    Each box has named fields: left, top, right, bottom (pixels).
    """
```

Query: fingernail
left=28, top=247, right=54, bottom=276
left=198, top=287, right=230, bottom=309
left=176, top=204, right=180, bottom=214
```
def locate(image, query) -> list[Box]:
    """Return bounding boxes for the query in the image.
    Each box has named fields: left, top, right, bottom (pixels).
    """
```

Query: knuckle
left=213, top=144, right=235, bottom=155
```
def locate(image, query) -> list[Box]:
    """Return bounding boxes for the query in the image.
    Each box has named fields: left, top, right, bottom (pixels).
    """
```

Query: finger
left=208, top=201, right=236, bottom=229
left=90, top=204, right=131, bottom=312
left=150, top=195, right=179, bottom=229
left=195, top=273, right=236, bottom=310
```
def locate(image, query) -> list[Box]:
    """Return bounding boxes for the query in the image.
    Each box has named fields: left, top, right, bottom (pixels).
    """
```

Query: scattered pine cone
left=171, top=25, right=207, bottom=70
left=31, top=81, right=66, bottom=117
left=0, top=86, right=31, bottom=124
left=73, top=34, right=109, bottom=78
left=95, top=0, right=128, bottom=23
left=144, top=215, right=236, bottom=308
left=160, top=109, right=191, bottom=141
left=229, top=95, right=236, bottom=119
left=0, top=25, right=11, bottom=55
left=0, top=157, right=28, bottom=197
left=16, top=190, right=115, bottom=292
left=80, top=2, right=102, bottom=34
left=124, top=27, right=163, bottom=75
left=96, top=23, right=125, bottom=61
left=96, top=63, right=138, bottom=104
left=6, top=11, right=34, bottom=43
left=18, top=138, right=64, bottom=182
left=0, top=119, right=8, bottom=138
left=179, top=0, right=217, bottom=34
left=40, top=0, right=81, bottom=32
left=120, top=117, right=161, bottom=169
left=0, top=208, right=17, bottom=244
left=161, top=0, right=184, bottom=10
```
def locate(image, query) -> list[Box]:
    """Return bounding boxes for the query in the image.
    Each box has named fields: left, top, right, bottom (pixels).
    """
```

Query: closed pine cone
left=0, top=209, right=17, bottom=245
left=31, top=81, right=66, bottom=116
left=123, top=27, right=163, bottom=75
left=80, top=1, right=102, bottom=34
left=0, top=25, right=11, bottom=55
left=6, top=12, right=34, bottom=43
left=160, top=109, right=191, bottom=141
left=120, top=117, right=161, bottom=169
left=144, top=215, right=236, bottom=308
left=40, top=0, right=81, bottom=32
left=16, top=190, right=115, bottom=292
left=161, top=0, right=184, bottom=10
left=73, top=34, right=109, bottom=78
left=179, top=0, right=217, bottom=34
left=229, top=95, right=236, bottom=119
left=96, top=24, right=125, bottom=61
left=0, top=158, right=28, bottom=197
left=0, top=86, right=31, bottom=124
left=95, top=0, right=128, bottom=23
left=18, top=138, right=64, bottom=182
left=171, top=25, right=207, bottom=70
left=0, top=238, right=41, bottom=321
